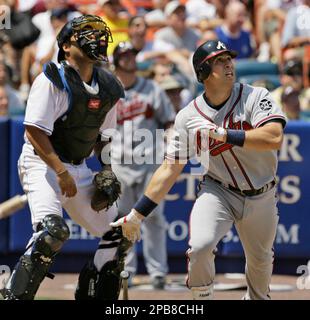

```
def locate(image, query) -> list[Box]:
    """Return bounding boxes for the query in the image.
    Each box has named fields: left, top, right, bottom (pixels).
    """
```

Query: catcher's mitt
left=91, top=169, right=121, bottom=212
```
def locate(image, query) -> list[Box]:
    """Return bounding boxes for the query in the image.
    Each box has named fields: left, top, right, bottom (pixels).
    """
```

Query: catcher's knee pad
left=75, top=227, right=132, bottom=300
left=3, top=214, right=70, bottom=300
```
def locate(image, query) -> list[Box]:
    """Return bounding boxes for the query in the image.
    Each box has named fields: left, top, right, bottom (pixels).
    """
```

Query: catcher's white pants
left=18, top=143, right=117, bottom=237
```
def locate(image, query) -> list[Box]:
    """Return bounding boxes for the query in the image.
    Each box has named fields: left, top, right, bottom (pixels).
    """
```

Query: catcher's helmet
left=192, top=40, right=237, bottom=83
left=112, top=41, right=137, bottom=67
left=57, top=14, right=113, bottom=63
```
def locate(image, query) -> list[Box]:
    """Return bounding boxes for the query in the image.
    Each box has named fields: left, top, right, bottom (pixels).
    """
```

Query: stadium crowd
left=0, top=0, right=309, bottom=119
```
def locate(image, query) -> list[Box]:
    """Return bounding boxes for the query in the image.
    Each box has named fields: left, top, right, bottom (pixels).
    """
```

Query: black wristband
left=134, top=195, right=158, bottom=217
left=226, top=129, right=246, bottom=147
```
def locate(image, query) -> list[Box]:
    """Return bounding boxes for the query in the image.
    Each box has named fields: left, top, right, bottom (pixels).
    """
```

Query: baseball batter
left=2, top=15, right=131, bottom=300
left=111, top=40, right=287, bottom=300
left=111, top=42, right=176, bottom=289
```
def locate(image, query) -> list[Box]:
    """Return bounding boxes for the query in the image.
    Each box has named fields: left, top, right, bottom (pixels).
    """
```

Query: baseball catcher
left=1, top=14, right=131, bottom=301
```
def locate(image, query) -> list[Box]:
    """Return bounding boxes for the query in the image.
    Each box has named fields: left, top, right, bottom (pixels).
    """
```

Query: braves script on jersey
left=112, top=77, right=175, bottom=185
left=166, top=83, right=286, bottom=190
left=111, top=76, right=175, bottom=281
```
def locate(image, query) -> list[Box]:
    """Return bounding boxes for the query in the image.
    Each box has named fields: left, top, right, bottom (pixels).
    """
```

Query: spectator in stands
left=37, top=8, right=69, bottom=64
left=97, top=0, right=130, bottom=56
left=185, top=0, right=219, bottom=31
left=151, top=61, right=193, bottom=109
left=0, top=59, right=25, bottom=115
left=1, top=0, right=41, bottom=86
left=281, top=0, right=310, bottom=49
left=128, top=15, right=159, bottom=63
left=0, top=86, right=9, bottom=117
left=209, top=0, right=230, bottom=19
left=19, top=0, right=80, bottom=103
left=144, top=0, right=171, bottom=29
left=281, top=86, right=301, bottom=120
left=255, top=0, right=296, bottom=62
left=215, top=1, right=255, bottom=59
left=151, top=61, right=174, bottom=83
left=154, top=1, right=200, bottom=54
left=282, top=47, right=304, bottom=62
left=157, top=74, right=185, bottom=112
left=2, top=0, right=41, bottom=51
left=0, top=31, right=17, bottom=84
left=271, top=59, right=310, bottom=113
left=31, top=0, right=78, bottom=50
left=198, top=29, right=218, bottom=46
left=69, top=0, right=99, bottom=15
left=251, top=79, right=279, bottom=92
left=128, top=15, right=174, bottom=67
left=17, top=0, right=40, bottom=13
left=153, top=1, right=200, bottom=78
left=121, top=0, right=154, bottom=16
left=128, top=15, right=147, bottom=53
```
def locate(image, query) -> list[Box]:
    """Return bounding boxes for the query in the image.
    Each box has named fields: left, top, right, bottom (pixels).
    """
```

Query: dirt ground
left=33, top=273, right=310, bottom=300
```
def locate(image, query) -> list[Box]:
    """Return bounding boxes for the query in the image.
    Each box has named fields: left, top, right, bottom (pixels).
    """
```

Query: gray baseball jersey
left=166, top=83, right=287, bottom=189
left=166, top=82, right=286, bottom=299
left=112, top=76, right=176, bottom=186
left=111, top=76, right=175, bottom=280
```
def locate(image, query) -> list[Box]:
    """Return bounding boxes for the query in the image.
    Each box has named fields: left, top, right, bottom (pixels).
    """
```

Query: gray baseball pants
left=187, top=176, right=279, bottom=300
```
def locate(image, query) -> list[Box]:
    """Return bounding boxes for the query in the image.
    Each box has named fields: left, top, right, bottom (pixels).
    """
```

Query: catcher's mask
left=57, top=14, right=113, bottom=63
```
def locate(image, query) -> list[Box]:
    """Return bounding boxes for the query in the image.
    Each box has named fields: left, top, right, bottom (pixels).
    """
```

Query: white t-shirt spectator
left=185, top=0, right=217, bottom=25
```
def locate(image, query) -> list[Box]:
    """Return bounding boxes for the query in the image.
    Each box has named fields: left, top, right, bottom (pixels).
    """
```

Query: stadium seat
left=300, top=111, right=310, bottom=121
left=235, top=59, right=279, bottom=78
left=137, top=60, right=153, bottom=71
left=238, top=74, right=281, bottom=91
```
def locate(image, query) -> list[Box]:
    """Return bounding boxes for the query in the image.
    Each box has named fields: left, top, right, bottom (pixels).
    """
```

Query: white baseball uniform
left=166, top=82, right=286, bottom=299
left=19, top=71, right=119, bottom=270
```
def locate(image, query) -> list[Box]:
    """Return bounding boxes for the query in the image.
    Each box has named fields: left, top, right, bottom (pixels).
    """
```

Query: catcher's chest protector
left=44, top=62, right=124, bottom=163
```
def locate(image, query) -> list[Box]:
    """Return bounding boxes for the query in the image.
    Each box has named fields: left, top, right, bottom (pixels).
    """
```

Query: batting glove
left=187, top=117, right=226, bottom=142
left=186, top=117, right=217, bottom=133
left=109, top=210, right=143, bottom=243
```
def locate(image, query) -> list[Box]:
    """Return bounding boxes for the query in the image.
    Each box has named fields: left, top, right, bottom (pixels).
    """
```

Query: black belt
left=205, top=175, right=276, bottom=197
left=58, top=156, right=83, bottom=165
left=33, top=149, right=83, bottom=165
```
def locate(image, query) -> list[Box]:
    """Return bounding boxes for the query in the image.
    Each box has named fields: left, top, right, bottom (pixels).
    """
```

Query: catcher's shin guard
left=2, top=214, right=70, bottom=300
left=75, top=227, right=132, bottom=300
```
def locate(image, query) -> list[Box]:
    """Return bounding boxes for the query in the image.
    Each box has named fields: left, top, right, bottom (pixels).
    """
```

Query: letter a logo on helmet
left=216, top=41, right=226, bottom=50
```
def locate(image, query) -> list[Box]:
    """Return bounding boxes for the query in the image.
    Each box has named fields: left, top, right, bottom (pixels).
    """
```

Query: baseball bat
left=120, top=270, right=130, bottom=300
left=0, top=194, right=28, bottom=220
